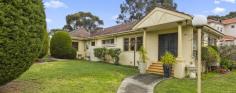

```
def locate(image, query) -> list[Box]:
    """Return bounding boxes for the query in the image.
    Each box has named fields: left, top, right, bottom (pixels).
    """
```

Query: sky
left=43, top=0, right=236, bottom=31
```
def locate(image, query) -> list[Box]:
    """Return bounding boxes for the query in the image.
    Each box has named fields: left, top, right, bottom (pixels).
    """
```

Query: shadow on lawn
left=0, top=80, right=40, bottom=93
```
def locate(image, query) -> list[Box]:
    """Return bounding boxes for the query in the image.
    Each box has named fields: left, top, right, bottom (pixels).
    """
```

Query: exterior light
left=192, top=15, right=207, bottom=27
left=192, top=15, right=207, bottom=93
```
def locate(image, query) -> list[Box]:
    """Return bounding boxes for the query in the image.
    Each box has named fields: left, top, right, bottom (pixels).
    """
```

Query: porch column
left=174, top=22, right=185, bottom=78
left=143, top=29, right=147, bottom=48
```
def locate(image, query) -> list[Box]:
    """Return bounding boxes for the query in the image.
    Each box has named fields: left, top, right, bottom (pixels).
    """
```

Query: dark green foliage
left=50, top=31, right=76, bottom=59
left=108, top=48, right=121, bottom=65
left=117, top=0, right=177, bottom=23
left=208, top=11, right=236, bottom=20
left=0, top=0, right=46, bottom=85
left=67, top=48, right=77, bottom=59
left=65, top=12, right=104, bottom=31
left=220, top=58, right=233, bottom=70
left=38, top=30, right=49, bottom=58
left=94, top=48, right=107, bottom=61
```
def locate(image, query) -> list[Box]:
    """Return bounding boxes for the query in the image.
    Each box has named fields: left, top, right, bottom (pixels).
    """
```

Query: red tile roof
left=69, top=28, right=90, bottom=38
left=222, top=35, right=236, bottom=41
left=222, top=18, right=236, bottom=25
left=91, top=22, right=137, bottom=37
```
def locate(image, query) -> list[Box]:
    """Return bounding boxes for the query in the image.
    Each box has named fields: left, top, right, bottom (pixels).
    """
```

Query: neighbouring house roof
left=222, top=18, right=236, bottom=25
left=208, top=19, right=222, bottom=24
left=220, top=35, right=236, bottom=41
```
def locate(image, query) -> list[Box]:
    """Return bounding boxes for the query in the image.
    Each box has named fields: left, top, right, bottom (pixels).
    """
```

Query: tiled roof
left=69, top=28, right=90, bottom=38
left=223, top=35, right=236, bottom=41
left=208, top=19, right=221, bottom=24
left=222, top=18, right=236, bottom=25
left=90, top=22, right=137, bottom=37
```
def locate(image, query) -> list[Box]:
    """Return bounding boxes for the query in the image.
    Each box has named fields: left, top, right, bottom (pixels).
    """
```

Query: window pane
left=137, top=37, right=143, bottom=50
left=130, top=38, right=135, bottom=51
left=91, top=42, right=95, bottom=46
left=72, top=42, right=78, bottom=51
left=124, top=38, right=129, bottom=51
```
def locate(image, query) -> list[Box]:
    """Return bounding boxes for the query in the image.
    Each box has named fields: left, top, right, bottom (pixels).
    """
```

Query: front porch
left=132, top=7, right=223, bottom=78
left=141, top=21, right=192, bottom=78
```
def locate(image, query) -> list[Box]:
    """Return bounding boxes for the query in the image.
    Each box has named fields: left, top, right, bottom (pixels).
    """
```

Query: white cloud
left=212, top=7, right=226, bottom=14
left=222, top=0, right=236, bottom=3
left=214, top=0, right=235, bottom=4
left=214, top=0, right=221, bottom=4
left=46, top=18, right=53, bottom=23
left=44, top=0, right=68, bottom=9
left=112, top=15, right=118, bottom=20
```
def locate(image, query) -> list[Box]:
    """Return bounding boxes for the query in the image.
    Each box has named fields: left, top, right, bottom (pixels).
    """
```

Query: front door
left=158, top=33, right=178, bottom=60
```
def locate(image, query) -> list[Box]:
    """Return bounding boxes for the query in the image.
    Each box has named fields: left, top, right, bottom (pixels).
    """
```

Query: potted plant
left=138, top=46, right=148, bottom=74
left=160, top=52, right=176, bottom=78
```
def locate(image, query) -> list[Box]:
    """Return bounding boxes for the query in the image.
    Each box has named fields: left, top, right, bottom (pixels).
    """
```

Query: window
left=123, top=37, right=143, bottom=51
left=72, top=42, right=79, bottom=51
left=91, top=42, right=95, bottom=46
left=130, top=38, right=136, bottom=51
left=102, top=39, right=114, bottom=45
left=124, top=38, right=129, bottom=51
left=137, top=37, right=143, bottom=50
left=231, top=25, right=235, bottom=28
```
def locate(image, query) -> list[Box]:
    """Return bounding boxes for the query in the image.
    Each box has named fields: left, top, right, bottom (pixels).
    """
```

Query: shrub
left=202, top=46, right=220, bottom=72
left=108, top=48, right=121, bottom=65
left=220, top=58, right=233, bottom=70
left=38, top=30, right=49, bottom=58
left=94, top=47, right=107, bottom=61
left=0, top=0, right=46, bottom=85
left=67, top=48, right=77, bottom=59
left=160, top=52, right=176, bottom=65
left=50, top=31, right=76, bottom=59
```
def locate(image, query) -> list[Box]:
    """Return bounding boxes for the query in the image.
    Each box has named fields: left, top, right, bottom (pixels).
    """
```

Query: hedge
left=50, top=31, right=76, bottom=59
left=0, top=0, right=46, bottom=85
left=38, top=30, right=49, bottom=58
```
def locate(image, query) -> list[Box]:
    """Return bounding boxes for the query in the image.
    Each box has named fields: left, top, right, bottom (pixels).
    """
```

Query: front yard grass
left=155, top=70, right=236, bottom=93
left=4, top=60, right=138, bottom=93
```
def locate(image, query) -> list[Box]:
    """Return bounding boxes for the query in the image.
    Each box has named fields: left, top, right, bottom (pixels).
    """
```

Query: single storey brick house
left=69, top=7, right=223, bottom=78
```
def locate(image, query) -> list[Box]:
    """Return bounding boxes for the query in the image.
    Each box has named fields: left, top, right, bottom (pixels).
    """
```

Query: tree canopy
left=208, top=11, right=236, bottom=20
left=64, top=12, right=104, bottom=32
left=117, top=0, right=177, bottom=23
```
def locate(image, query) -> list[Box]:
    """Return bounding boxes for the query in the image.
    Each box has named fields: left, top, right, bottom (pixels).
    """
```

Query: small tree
left=50, top=31, right=76, bottom=59
left=108, top=48, right=121, bottom=65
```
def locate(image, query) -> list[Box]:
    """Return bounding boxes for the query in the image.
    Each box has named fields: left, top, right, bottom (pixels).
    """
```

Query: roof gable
left=133, top=7, right=192, bottom=30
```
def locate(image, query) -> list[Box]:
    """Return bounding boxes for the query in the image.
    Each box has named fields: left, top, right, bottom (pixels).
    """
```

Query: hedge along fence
left=50, top=31, right=76, bottom=59
left=94, top=48, right=121, bottom=65
left=0, top=0, right=46, bottom=85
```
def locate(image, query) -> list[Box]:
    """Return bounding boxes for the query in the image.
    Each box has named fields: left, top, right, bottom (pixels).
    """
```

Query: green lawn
left=155, top=70, right=236, bottom=93
left=14, top=60, right=138, bottom=93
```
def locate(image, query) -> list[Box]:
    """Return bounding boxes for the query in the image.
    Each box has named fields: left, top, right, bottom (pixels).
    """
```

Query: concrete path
left=117, top=74, right=164, bottom=93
